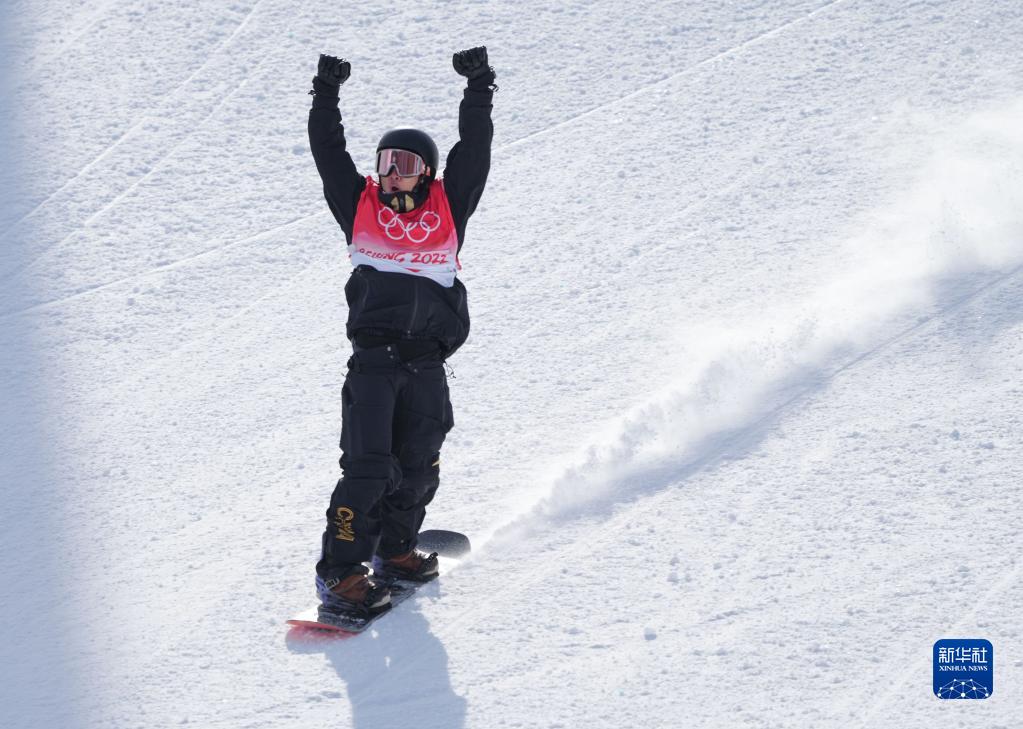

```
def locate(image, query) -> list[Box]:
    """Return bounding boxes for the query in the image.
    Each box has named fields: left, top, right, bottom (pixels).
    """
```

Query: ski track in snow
left=504, top=0, right=851, bottom=151
left=5, top=1, right=1023, bottom=728
left=0, top=1, right=273, bottom=283
left=79, top=57, right=273, bottom=228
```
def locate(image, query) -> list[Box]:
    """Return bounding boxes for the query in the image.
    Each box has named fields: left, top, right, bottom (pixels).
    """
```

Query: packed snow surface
left=2, top=1, right=1022, bottom=727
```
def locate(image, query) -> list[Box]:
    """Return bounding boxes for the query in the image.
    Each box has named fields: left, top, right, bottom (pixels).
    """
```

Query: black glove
left=317, top=54, right=351, bottom=87
left=452, top=46, right=491, bottom=80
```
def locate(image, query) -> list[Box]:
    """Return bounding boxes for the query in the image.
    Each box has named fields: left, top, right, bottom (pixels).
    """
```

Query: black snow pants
left=316, top=344, right=453, bottom=582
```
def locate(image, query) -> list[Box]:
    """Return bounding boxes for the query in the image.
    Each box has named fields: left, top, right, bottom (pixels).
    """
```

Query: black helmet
left=376, top=128, right=439, bottom=177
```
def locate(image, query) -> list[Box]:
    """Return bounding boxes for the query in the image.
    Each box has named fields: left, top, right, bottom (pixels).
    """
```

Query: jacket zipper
left=406, top=280, right=420, bottom=335
left=355, top=267, right=371, bottom=313
left=454, top=284, right=464, bottom=313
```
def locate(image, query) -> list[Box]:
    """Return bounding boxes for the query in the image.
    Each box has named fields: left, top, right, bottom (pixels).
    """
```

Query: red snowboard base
left=285, top=615, right=360, bottom=641
left=286, top=613, right=356, bottom=634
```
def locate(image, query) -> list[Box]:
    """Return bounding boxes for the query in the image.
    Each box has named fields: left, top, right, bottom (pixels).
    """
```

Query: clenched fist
left=452, top=46, right=490, bottom=80
left=317, top=54, right=351, bottom=87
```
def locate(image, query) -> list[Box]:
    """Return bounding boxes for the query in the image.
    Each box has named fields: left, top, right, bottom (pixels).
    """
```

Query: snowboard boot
left=373, top=549, right=440, bottom=582
left=316, top=572, right=391, bottom=616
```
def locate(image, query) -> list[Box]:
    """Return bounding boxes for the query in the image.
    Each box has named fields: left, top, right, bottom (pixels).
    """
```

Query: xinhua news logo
left=933, top=639, right=993, bottom=699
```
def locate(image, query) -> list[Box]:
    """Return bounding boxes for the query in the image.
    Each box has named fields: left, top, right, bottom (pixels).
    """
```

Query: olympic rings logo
left=377, top=207, right=442, bottom=244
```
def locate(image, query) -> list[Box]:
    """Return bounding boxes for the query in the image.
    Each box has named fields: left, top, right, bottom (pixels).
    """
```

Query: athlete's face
left=379, top=167, right=431, bottom=194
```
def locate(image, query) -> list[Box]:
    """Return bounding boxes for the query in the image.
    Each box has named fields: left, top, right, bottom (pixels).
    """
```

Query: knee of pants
left=390, top=452, right=440, bottom=504
left=395, top=397, right=453, bottom=460
left=386, top=478, right=439, bottom=512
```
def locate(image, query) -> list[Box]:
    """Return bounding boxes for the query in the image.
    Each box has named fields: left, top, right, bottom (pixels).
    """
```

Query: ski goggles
left=376, top=148, right=427, bottom=177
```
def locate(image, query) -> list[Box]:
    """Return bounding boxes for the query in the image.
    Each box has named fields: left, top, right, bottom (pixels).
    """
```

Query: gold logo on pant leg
left=334, top=507, right=355, bottom=541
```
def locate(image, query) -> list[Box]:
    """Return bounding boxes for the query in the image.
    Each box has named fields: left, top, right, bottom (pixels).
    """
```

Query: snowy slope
left=2, top=1, right=1022, bottom=728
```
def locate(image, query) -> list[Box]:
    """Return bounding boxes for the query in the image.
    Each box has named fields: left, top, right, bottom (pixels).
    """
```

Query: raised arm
left=443, top=46, right=497, bottom=251
left=308, top=54, right=366, bottom=243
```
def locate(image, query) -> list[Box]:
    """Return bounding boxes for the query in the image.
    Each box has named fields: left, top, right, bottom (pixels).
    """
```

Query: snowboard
left=286, top=529, right=470, bottom=636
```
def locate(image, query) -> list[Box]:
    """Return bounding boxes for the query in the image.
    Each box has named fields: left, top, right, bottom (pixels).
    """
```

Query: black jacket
left=308, top=72, right=495, bottom=357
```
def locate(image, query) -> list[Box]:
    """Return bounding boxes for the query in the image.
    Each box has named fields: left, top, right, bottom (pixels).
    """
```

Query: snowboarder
left=307, top=47, right=496, bottom=616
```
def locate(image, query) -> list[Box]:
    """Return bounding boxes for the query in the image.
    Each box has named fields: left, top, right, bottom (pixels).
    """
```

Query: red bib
left=350, top=177, right=461, bottom=287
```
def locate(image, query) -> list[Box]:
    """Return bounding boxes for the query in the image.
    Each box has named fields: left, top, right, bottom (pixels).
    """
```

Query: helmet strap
left=378, top=175, right=431, bottom=213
